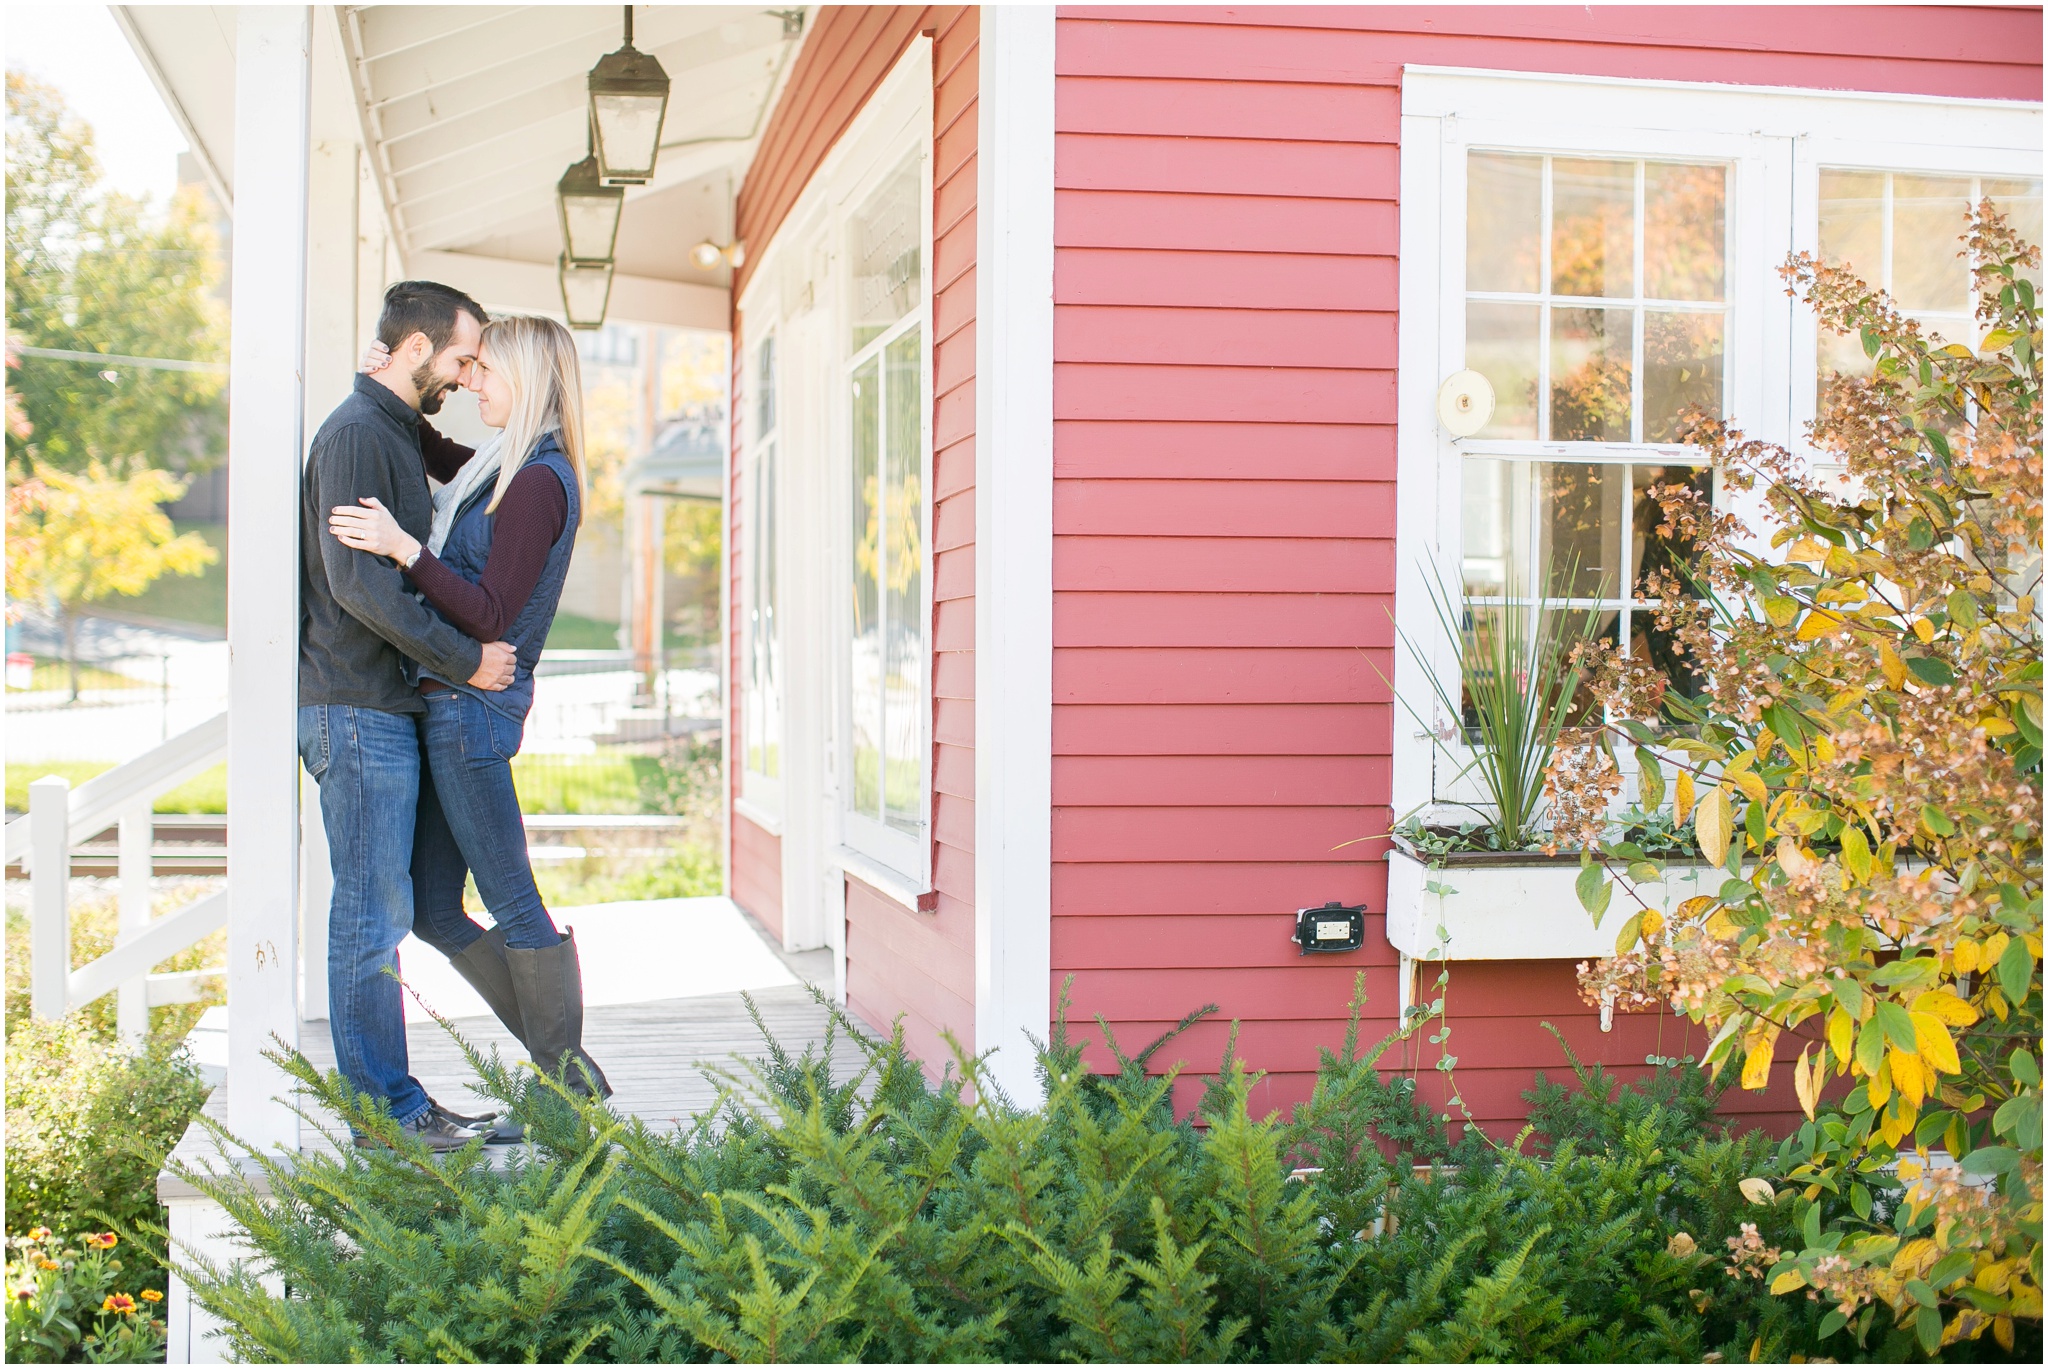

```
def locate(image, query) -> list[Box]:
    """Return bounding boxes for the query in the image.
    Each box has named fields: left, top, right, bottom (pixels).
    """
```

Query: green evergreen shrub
left=5, top=1014, right=208, bottom=1287
left=170, top=986, right=2034, bottom=1363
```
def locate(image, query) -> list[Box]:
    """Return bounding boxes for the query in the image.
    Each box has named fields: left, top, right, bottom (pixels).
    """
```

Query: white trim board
left=974, top=5, right=1056, bottom=1108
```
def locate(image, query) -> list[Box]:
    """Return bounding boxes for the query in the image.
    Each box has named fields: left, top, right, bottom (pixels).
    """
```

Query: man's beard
left=411, top=360, right=458, bottom=415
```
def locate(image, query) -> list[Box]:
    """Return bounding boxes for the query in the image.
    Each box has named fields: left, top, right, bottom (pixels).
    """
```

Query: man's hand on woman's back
left=469, top=641, right=516, bottom=691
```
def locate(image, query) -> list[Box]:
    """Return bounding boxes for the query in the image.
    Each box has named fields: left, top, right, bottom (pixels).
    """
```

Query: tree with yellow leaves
left=1552, top=204, right=2041, bottom=1356
left=6, top=461, right=217, bottom=699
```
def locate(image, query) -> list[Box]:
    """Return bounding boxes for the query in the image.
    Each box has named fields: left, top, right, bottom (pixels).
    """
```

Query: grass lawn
left=120, top=521, right=228, bottom=632
left=6, top=659, right=152, bottom=694
left=545, top=612, right=623, bottom=650
left=10, top=753, right=665, bottom=818
left=5, top=762, right=228, bottom=815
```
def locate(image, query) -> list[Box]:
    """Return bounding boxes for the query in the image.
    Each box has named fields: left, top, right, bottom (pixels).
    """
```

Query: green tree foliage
left=164, top=986, right=2031, bottom=1364
left=5, top=72, right=226, bottom=480
left=5, top=461, right=216, bottom=697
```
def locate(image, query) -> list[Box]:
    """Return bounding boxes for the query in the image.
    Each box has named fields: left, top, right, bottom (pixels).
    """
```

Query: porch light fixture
left=689, top=239, right=745, bottom=271
left=557, top=153, right=625, bottom=264
left=588, top=6, right=671, bottom=185
left=559, top=255, right=615, bottom=330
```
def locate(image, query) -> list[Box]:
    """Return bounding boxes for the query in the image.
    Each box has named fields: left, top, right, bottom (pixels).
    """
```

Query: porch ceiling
left=343, top=5, right=799, bottom=282
left=117, top=5, right=806, bottom=322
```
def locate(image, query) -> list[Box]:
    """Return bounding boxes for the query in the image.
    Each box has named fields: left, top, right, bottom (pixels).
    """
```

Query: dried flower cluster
left=1546, top=204, right=2043, bottom=1350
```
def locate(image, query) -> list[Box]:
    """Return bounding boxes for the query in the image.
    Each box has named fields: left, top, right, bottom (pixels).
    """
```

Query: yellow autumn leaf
left=1841, top=824, right=1872, bottom=883
left=1811, top=733, right=1835, bottom=763
left=1913, top=617, right=1936, bottom=644
left=1741, top=1033, right=1777, bottom=1091
left=1869, top=1057, right=1893, bottom=1107
left=1979, top=715, right=2016, bottom=736
left=1890, top=1048, right=1926, bottom=1107
left=1797, top=608, right=1845, bottom=641
left=1675, top=769, right=1696, bottom=825
left=1677, top=895, right=1716, bottom=922
left=1953, top=939, right=1980, bottom=974
left=1770, top=1270, right=1808, bottom=1295
left=1828, top=1007, right=1852, bottom=1065
left=1755, top=726, right=1779, bottom=761
left=1911, top=990, right=1980, bottom=1027
left=1738, top=1177, right=1776, bottom=1205
left=1910, top=1013, right=1962, bottom=1075
left=1793, top=1045, right=1818, bottom=1120
left=1731, top=767, right=1768, bottom=803
left=1983, top=931, right=2012, bottom=964
left=1696, top=787, right=1732, bottom=867
left=1640, top=909, right=1666, bottom=939
left=1894, top=1238, right=1940, bottom=1279
left=1777, top=837, right=1817, bottom=881
left=1879, top=641, right=1908, bottom=691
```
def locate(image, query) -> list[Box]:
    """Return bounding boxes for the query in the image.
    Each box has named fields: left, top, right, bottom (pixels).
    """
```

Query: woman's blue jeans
left=411, top=688, right=561, bottom=957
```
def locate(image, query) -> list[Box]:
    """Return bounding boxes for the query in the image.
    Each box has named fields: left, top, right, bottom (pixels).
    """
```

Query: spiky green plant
left=1399, top=563, right=1605, bottom=849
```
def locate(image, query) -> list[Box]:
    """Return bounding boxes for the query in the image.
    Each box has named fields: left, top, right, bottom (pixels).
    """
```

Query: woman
left=331, top=315, right=610, bottom=1104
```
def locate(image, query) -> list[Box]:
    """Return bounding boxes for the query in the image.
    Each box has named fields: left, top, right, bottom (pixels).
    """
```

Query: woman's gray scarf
left=427, top=433, right=504, bottom=555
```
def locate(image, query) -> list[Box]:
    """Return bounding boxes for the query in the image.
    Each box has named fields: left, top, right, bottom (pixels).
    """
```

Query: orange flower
left=26, top=1227, right=50, bottom=1242
left=101, top=1293, right=136, bottom=1314
left=37, top=1260, right=58, bottom=1271
left=84, top=1233, right=117, bottom=1250
left=140, top=1288, right=163, bottom=1303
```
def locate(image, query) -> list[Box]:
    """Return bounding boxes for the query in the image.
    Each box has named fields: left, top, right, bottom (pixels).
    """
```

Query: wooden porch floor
left=165, top=897, right=854, bottom=1181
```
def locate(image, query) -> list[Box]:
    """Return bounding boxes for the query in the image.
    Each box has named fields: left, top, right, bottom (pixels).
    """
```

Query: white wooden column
left=225, top=5, right=310, bottom=1152
left=974, top=5, right=1056, bottom=1106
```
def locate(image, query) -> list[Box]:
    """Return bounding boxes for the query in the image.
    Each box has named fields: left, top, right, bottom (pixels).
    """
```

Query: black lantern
left=559, top=255, right=615, bottom=330
left=557, top=153, right=625, bottom=263
left=588, top=6, right=670, bottom=185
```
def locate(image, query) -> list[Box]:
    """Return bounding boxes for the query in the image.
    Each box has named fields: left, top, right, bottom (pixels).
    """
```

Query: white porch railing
left=4, top=712, right=229, bottom=1043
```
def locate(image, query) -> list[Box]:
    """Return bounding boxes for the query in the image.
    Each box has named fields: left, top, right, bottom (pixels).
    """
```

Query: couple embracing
left=300, top=280, right=610, bottom=1149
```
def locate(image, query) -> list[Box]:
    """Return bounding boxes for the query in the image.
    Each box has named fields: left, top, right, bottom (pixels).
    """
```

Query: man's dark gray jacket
left=299, top=375, right=481, bottom=714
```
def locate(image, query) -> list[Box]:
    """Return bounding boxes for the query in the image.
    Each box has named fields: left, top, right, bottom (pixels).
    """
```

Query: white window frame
left=1394, top=68, right=2040, bottom=821
left=738, top=326, right=784, bottom=818
left=734, top=38, right=936, bottom=893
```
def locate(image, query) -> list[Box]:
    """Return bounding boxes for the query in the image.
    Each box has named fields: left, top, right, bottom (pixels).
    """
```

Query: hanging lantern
left=559, top=255, right=615, bottom=330
left=557, top=154, right=624, bottom=263
left=588, top=6, right=670, bottom=185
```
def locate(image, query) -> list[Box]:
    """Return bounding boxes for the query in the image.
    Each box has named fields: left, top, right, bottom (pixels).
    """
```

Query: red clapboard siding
left=1049, top=5, right=2038, bottom=1135
left=1055, top=302, right=1398, bottom=368
left=731, top=813, right=784, bottom=941
left=730, top=7, right=981, bottom=1075
left=1055, top=422, right=1396, bottom=481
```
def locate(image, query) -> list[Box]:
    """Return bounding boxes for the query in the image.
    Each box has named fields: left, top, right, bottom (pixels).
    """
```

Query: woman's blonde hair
left=479, top=314, right=585, bottom=514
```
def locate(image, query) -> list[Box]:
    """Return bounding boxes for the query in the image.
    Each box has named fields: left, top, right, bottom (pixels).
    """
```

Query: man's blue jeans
left=299, top=704, right=430, bottom=1127
left=411, top=688, right=561, bottom=956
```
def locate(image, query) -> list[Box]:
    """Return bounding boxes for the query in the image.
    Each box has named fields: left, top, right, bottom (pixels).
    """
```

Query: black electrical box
left=1292, top=901, right=1366, bottom=954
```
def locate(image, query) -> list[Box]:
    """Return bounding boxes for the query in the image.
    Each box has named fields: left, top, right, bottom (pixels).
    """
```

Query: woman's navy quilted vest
left=411, top=433, right=579, bottom=722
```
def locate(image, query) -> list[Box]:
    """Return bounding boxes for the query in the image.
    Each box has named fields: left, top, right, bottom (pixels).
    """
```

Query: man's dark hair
left=376, top=280, right=488, bottom=354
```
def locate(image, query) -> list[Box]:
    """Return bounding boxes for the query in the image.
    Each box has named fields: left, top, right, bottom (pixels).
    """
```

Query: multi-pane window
left=1465, top=153, right=1729, bottom=444
left=845, top=154, right=926, bottom=840
left=1460, top=152, right=1726, bottom=707
left=744, top=335, right=781, bottom=784
left=1816, top=170, right=2042, bottom=378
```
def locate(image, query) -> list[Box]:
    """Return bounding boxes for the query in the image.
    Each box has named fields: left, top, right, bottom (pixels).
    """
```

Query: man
left=300, top=280, right=512, bottom=1150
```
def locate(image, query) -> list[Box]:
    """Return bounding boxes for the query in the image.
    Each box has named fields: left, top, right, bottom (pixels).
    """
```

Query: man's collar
left=354, top=372, right=421, bottom=427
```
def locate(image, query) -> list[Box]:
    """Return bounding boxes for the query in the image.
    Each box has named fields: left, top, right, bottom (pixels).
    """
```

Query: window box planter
left=1386, top=840, right=1718, bottom=964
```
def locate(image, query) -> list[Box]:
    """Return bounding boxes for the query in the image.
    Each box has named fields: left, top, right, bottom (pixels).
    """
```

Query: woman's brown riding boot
left=448, top=926, right=527, bottom=1043
left=504, top=928, right=612, bottom=1100
left=444, top=927, right=529, bottom=1141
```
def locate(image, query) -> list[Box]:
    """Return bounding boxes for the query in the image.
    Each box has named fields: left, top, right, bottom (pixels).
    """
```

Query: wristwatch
left=399, top=544, right=422, bottom=571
